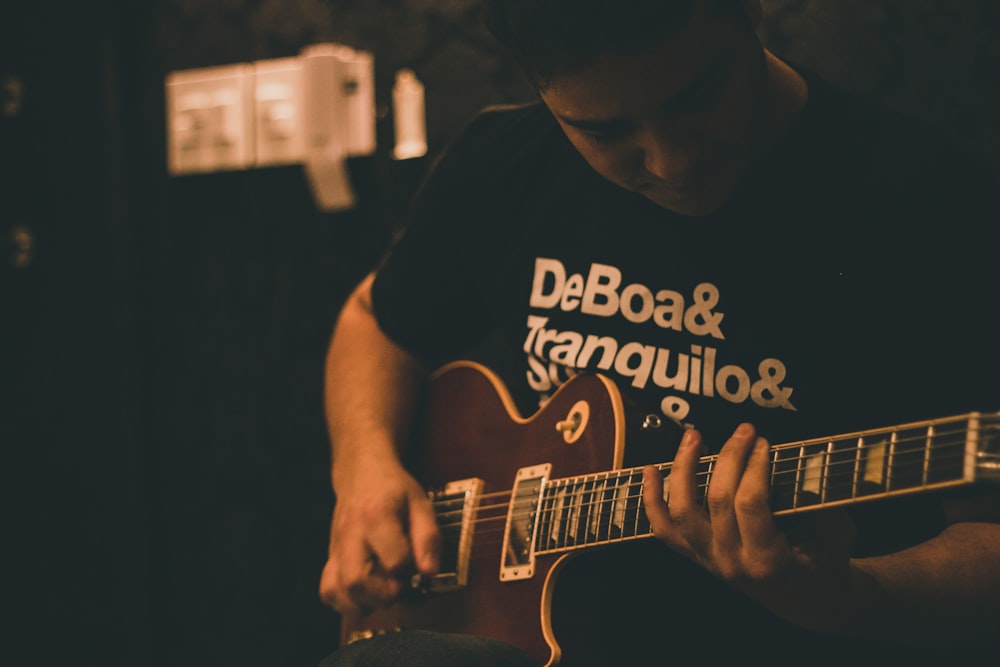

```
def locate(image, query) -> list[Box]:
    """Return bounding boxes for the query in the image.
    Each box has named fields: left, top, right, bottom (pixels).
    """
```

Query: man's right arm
left=319, top=272, right=441, bottom=616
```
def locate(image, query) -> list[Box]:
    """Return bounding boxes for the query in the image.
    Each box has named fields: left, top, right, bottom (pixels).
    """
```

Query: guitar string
left=436, top=454, right=976, bottom=535
left=432, top=445, right=974, bottom=536
left=427, top=430, right=982, bottom=539
left=428, top=427, right=976, bottom=518
left=396, top=419, right=995, bottom=562
left=428, top=420, right=979, bottom=504
left=433, top=460, right=976, bottom=556
left=440, top=437, right=963, bottom=554
left=427, top=441, right=978, bottom=554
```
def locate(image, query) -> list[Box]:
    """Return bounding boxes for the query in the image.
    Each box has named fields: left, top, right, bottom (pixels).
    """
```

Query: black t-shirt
left=369, top=70, right=998, bottom=662
left=375, top=71, right=996, bottom=441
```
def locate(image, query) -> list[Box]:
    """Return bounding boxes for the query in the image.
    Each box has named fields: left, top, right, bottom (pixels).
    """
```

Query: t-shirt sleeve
left=370, top=105, right=543, bottom=365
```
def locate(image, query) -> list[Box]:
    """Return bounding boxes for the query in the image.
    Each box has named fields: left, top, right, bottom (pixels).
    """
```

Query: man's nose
left=640, top=127, right=698, bottom=184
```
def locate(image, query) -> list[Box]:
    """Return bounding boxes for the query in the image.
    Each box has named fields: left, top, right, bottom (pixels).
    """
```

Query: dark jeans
left=318, top=630, right=538, bottom=667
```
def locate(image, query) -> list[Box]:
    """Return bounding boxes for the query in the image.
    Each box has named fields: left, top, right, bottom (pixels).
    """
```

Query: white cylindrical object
left=392, top=69, right=427, bottom=160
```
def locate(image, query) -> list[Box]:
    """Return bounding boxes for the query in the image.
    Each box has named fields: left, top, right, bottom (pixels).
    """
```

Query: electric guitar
left=339, top=360, right=1000, bottom=666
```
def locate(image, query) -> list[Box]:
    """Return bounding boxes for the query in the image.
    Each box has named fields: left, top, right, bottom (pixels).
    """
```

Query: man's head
left=483, top=0, right=750, bottom=89
left=484, top=0, right=789, bottom=217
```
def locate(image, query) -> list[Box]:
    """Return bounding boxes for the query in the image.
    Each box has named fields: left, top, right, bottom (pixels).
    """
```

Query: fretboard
left=533, top=411, right=1000, bottom=555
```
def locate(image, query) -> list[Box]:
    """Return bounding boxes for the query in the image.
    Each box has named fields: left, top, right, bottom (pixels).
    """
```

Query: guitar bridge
left=417, top=477, right=483, bottom=593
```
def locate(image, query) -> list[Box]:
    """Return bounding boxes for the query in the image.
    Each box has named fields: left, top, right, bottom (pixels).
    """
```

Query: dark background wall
left=2, top=1, right=998, bottom=666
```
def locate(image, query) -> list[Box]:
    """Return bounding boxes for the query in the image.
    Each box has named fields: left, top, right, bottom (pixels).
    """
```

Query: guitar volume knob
left=642, top=414, right=662, bottom=430
left=556, top=400, right=590, bottom=443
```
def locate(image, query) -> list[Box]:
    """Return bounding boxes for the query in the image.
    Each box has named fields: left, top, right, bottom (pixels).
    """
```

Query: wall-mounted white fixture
left=166, top=63, right=254, bottom=175
left=253, top=56, right=303, bottom=168
left=165, top=43, right=378, bottom=212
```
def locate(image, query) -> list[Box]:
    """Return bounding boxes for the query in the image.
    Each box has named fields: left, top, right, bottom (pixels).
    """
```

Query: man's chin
left=639, top=188, right=726, bottom=218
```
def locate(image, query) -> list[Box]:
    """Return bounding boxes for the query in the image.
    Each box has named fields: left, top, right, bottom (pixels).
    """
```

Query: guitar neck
left=532, top=412, right=1000, bottom=555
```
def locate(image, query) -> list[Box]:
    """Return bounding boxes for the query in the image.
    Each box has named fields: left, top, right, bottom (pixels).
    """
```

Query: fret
left=599, top=473, right=618, bottom=541
left=793, top=444, right=805, bottom=509
left=802, top=446, right=823, bottom=497
left=573, top=477, right=594, bottom=544
left=891, top=427, right=924, bottom=491
left=567, top=481, right=580, bottom=546
left=560, top=480, right=580, bottom=547
left=856, top=435, right=889, bottom=499
left=567, top=480, right=584, bottom=546
left=890, top=425, right=938, bottom=490
left=862, top=437, right=887, bottom=492
left=922, top=426, right=933, bottom=486
left=820, top=440, right=833, bottom=503
left=926, top=422, right=967, bottom=484
left=551, top=482, right=568, bottom=549
left=771, top=445, right=798, bottom=511
left=851, top=436, right=862, bottom=500
left=603, top=473, right=618, bottom=539
left=826, top=437, right=857, bottom=503
left=610, top=471, right=628, bottom=539
left=800, top=443, right=827, bottom=508
left=966, top=414, right=983, bottom=481
left=821, top=441, right=833, bottom=502
left=700, top=457, right=714, bottom=508
left=567, top=478, right=582, bottom=545
left=660, top=465, right=671, bottom=510
left=886, top=430, right=899, bottom=491
left=633, top=469, right=651, bottom=536
left=622, top=472, right=636, bottom=538
left=538, top=483, right=551, bottom=550
left=589, top=476, right=603, bottom=542
left=626, top=470, right=644, bottom=538
left=550, top=483, right=565, bottom=549
left=579, top=477, right=594, bottom=543
left=565, top=481, right=581, bottom=546
left=629, top=472, right=641, bottom=537
left=588, top=476, right=608, bottom=543
left=819, top=440, right=843, bottom=503
left=536, top=486, right=552, bottom=551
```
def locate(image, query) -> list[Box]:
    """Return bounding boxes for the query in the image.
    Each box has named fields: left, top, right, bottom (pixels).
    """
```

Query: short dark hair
left=483, top=0, right=745, bottom=88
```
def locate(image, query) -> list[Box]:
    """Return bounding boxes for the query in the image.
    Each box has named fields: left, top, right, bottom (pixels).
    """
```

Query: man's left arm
left=846, top=495, right=1000, bottom=646
left=643, top=426, right=1000, bottom=648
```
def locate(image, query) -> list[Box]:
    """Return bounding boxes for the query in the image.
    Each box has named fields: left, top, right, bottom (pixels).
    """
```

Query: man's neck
left=762, top=50, right=809, bottom=149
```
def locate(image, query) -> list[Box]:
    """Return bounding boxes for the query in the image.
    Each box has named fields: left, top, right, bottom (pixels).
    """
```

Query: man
left=319, top=1, right=999, bottom=664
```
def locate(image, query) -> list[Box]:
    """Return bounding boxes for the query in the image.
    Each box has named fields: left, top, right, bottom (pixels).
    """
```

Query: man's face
left=539, top=2, right=771, bottom=217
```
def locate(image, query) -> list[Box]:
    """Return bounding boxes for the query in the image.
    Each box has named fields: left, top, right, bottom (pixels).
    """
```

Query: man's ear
left=743, top=0, right=763, bottom=26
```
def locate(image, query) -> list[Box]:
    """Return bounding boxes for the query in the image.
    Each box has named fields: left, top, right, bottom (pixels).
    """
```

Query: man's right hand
left=319, top=455, right=441, bottom=617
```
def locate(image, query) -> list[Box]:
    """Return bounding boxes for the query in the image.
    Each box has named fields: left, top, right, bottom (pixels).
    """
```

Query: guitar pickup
left=417, top=477, right=483, bottom=593
left=499, top=463, right=551, bottom=582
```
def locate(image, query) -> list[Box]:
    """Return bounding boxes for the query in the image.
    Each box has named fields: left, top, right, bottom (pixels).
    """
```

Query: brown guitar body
left=337, top=361, right=1000, bottom=664
left=339, top=361, right=654, bottom=666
